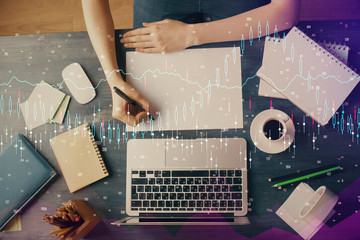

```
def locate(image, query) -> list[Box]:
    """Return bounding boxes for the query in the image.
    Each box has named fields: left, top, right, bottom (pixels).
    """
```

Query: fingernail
left=124, top=44, right=128, bottom=47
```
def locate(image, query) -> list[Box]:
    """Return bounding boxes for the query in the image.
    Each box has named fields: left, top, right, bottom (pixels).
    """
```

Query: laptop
left=111, top=137, right=249, bottom=225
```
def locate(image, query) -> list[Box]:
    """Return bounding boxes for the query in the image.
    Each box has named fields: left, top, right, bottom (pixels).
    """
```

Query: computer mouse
left=62, top=62, right=96, bottom=104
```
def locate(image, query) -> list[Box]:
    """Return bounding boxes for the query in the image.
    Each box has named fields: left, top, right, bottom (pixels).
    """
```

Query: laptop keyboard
left=130, top=169, right=244, bottom=213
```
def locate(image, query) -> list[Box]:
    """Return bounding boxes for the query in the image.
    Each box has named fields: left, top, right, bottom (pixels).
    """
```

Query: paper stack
left=20, top=81, right=70, bottom=130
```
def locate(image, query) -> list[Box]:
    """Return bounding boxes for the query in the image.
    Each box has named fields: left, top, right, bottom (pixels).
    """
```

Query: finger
left=121, top=34, right=152, bottom=43
left=113, top=100, right=139, bottom=126
left=124, top=41, right=155, bottom=49
left=143, top=19, right=169, bottom=26
left=131, top=91, right=151, bottom=114
left=113, top=110, right=137, bottom=126
left=123, top=28, right=152, bottom=38
left=142, top=21, right=161, bottom=27
left=134, top=111, right=149, bottom=125
left=125, top=102, right=139, bottom=116
left=136, top=47, right=163, bottom=53
left=123, top=86, right=151, bottom=113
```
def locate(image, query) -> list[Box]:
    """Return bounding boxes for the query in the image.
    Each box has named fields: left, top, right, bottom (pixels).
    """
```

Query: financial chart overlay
left=0, top=20, right=359, bottom=239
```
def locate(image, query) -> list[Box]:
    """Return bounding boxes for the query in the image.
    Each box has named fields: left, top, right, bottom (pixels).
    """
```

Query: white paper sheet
left=126, top=47, right=243, bottom=131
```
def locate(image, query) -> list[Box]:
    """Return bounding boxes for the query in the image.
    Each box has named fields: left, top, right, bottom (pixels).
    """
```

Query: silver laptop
left=112, top=137, right=249, bottom=225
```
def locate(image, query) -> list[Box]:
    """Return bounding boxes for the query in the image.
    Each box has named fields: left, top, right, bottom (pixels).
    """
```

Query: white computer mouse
left=62, top=62, right=96, bottom=104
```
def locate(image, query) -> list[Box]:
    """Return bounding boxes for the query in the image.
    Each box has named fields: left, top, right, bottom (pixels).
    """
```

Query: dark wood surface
left=0, top=20, right=359, bottom=239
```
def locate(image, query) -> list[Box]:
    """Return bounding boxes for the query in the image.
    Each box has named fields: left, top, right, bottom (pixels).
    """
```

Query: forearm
left=192, top=0, right=300, bottom=45
left=82, top=0, right=119, bottom=86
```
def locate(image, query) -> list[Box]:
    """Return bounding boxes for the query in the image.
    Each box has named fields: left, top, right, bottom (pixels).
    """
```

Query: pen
left=268, top=164, right=338, bottom=182
left=271, top=166, right=342, bottom=189
left=113, top=86, right=155, bottom=120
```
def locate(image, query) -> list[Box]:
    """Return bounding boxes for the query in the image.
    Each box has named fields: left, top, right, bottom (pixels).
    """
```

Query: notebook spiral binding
left=266, top=37, right=281, bottom=43
left=267, top=33, right=352, bottom=68
left=294, top=27, right=359, bottom=77
left=85, top=123, right=109, bottom=175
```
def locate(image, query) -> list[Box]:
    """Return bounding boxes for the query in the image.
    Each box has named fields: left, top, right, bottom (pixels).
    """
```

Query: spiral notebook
left=50, top=123, right=108, bottom=193
left=259, top=37, right=350, bottom=99
left=256, top=26, right=359, bottom=126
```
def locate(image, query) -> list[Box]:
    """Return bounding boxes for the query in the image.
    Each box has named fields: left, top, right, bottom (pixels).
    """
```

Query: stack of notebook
left=257, top=27, right=359, bottom=126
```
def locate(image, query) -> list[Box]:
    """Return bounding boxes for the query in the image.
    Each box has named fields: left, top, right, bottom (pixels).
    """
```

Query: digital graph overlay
left=0, top=22, right=359, bottom=144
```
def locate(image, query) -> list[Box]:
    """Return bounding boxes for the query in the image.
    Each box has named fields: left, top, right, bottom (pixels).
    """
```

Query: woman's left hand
left=121, top=19, right=197, bottom=53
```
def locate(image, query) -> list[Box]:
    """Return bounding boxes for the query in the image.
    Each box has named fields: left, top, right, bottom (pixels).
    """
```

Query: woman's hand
left=108, top=74, right=151, bottom=126
left=121, top=19, right=198, bottom=53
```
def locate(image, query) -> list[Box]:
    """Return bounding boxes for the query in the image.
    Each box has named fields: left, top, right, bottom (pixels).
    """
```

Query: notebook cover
left=50, top=123, right=109, bottom=193
left=258, top=38, right=350, bottom=99
left=256, top=27, right=359, bottom=126
left=0, top=134, right=57, bottom=231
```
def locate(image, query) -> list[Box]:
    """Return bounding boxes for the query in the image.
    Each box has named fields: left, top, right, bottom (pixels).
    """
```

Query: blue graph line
left=2, top=64, right=359, bottom=97
left=257, top=73, right=359, bottom=93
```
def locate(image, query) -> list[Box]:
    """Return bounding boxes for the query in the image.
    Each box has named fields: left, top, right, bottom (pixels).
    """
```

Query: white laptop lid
left=125, top=138, right=248, bottom=218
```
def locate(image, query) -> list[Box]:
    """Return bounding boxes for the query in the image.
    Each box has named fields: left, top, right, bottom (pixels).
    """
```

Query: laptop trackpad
left=165, top=141, right=209, bottom=168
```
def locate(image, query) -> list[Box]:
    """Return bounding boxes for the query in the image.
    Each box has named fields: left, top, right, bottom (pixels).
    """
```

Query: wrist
left=186, top=24, right=200, bottom=47
left=106, top=72, right=123, bottom=87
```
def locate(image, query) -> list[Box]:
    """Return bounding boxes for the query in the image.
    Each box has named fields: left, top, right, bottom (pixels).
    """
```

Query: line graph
left=1, top=67, right=359, bottom=95
left=1, top=33, right=359, bottom=131
left=0, top=31, right=358, bottom=97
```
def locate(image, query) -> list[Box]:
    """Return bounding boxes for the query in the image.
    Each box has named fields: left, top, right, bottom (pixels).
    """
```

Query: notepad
left=126, top=47, right=243, bottom=131
left=50, top=123, right=109, bottom=193
left=259, top=37, right=350, bottom=99
left=0, top=134, right=57, bottom=231
left=49, top=95, right=71, bottom=124
left=256, top=27, right=359, bottom=125
left=20, top=81, right=70, bottom=130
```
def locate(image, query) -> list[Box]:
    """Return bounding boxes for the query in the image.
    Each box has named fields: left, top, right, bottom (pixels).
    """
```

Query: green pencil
left=271, top=166, right=341, bottom=188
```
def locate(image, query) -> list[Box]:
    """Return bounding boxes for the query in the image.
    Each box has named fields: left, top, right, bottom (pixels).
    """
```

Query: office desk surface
left=0, top=20, right=359, bottom=240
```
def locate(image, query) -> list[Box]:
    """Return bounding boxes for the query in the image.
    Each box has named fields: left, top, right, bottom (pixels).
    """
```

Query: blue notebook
left=0, top=134, right=57, bottom=231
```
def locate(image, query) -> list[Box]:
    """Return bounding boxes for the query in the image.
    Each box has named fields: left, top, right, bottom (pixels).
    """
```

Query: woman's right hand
left=108, top=74, right=151, bottom=126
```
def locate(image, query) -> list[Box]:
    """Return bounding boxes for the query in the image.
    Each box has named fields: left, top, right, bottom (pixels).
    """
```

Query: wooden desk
left=0, top=20, right=359, bottom=239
